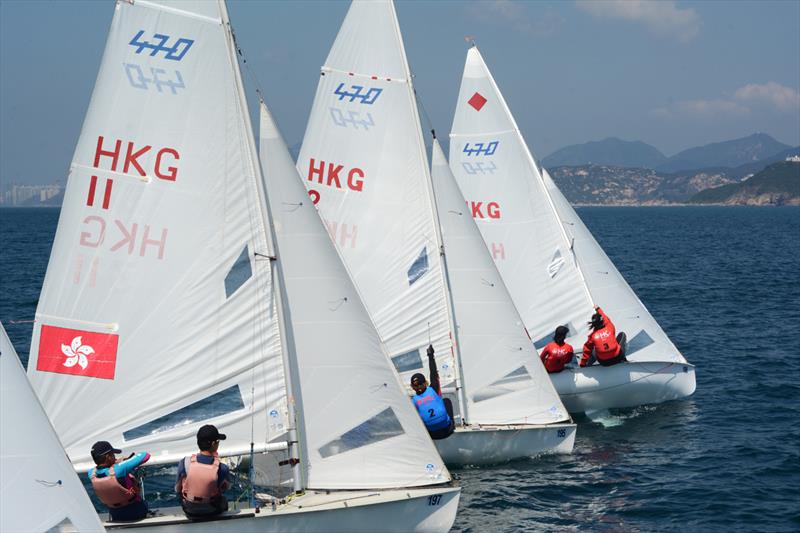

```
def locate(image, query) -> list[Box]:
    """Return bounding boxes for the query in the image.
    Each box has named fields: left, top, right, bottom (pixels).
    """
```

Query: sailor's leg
left=616, top=332, right=628, bottom=359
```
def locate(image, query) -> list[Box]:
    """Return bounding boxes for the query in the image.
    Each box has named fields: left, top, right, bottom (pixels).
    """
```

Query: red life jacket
left=541, top=341, right=574, bottom=373
left=90, top=465, right=138, bottom=509
left=590, top=327, right=620, bottom=360
left=180, top=454, right=221, bottom=504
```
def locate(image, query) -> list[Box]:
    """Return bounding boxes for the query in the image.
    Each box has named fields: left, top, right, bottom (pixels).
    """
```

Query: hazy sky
left=1, top=0, right=798, bottom=185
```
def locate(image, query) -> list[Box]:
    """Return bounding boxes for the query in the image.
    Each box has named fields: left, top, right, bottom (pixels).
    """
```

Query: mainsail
left=430, top=140, right=568, bottom=425
left=27, top=0, right=287, bottom=468
left=1, top=322, right=104, bottom=532
left=296, top=0, right=457, bottom=388
left=260, top=102, right=449, bottom=489
left=450, top=46, right=686, bottom=364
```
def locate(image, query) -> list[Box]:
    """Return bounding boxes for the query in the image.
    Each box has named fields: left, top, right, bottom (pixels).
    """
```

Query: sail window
left=391, top=349, right=423, bottom=373
left=472, top=366, right=532, bottom=403
left=533, top=322, right=577, bottom=350
left=122, top=385, right=244, bottom=441
left=547, top=248, right=565, bottom=278
left=224, top=245, right=252, bottom=298
left=626, top=330, right=655, bottom=356
left=407, top=247, right=429, bottom=286
left=318, top=407, right=404, bottom=458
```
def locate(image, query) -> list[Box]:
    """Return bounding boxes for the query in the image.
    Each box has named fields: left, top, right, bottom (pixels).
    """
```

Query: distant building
left=0, top=183, right=64, bottom=206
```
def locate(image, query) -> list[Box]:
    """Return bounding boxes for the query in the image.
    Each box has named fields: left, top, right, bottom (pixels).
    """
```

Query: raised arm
left=426, top=344, right=441, bottom=396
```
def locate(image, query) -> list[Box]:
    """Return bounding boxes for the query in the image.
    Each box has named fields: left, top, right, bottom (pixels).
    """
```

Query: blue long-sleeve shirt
left=88, top=451, right=150, bottom=481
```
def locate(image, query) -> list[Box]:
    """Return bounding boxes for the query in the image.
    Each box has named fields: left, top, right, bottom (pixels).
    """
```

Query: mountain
left=549, top=165, right=739, bottom=205
left=724, top=146, right=800, bottom=179
left=657, top=133, right=790, bottom=172
left=689, top=161, right=800, bottom=205
left=541, top=137, right=667, bottom=168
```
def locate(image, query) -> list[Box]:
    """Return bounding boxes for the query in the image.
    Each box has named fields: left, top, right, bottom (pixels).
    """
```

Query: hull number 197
left=428, top=495, right=442, bottom=506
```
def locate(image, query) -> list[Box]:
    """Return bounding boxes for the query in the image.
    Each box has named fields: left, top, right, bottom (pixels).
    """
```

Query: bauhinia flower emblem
left=62, top=336, right=95, bottom=370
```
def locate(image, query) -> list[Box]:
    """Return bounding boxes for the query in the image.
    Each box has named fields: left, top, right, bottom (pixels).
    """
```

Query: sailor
left=580, top=306, right=628, bottom=367
left=540, top=325, right=575, bottom=373
left=175, top=424, right=231, bottom=520
left=410, top=344, right=455, bottom=440
left=88, top=441, right=151, bottom=522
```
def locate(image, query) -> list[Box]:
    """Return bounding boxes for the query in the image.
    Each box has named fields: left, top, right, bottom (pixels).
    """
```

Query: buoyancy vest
left=180, top=455, right=221, bottom=504
left=590, top=327, right=620, bottom=360
left=412, top=386, right=451, bottom=431
left=90, top=465, right=138, bottom=509
left=541, top=341, right=574, bottom=373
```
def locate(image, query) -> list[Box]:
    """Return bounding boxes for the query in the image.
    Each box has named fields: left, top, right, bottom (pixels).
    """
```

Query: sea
left=1, top=206, right=798, bottom=532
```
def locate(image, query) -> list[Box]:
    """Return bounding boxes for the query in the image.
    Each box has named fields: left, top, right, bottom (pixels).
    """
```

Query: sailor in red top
left=580, top=306, right=628, bottom=367
left=540, top=325, right=574, bottom=373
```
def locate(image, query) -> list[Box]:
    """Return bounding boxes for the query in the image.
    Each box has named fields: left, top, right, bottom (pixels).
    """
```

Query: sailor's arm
left=427, top=344, right=441, bottom=396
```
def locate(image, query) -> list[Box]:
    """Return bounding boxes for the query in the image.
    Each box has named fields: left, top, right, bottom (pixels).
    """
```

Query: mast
left=220, top=0, right=304, bottom=493
left=473, top=43, right=595, bottom=309
left=391, top=3, right=469, bottom=423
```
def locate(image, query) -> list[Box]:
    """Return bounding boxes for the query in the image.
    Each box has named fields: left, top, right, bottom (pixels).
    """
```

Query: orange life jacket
left=90, top=465, right=138, bottom=509
left=541, top=341, right=574, bottom=373
left=180, top=454, right=221, bottom=504
left=589, top=327, right=620, bottom=360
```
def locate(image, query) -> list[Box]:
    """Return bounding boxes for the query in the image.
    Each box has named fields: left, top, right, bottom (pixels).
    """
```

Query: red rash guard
left=581, top=307, right=620, bottom=366
left=540, top=341, right=574, bottom=373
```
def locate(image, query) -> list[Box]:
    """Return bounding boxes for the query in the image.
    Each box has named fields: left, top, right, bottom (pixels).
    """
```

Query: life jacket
left=412, top=386, right=451, bottom=431
left=180, top=455, right=221, bottom=504
left=90, top=465, right=138, bottom=509
left=541, top=341, right=574, bottom=373
left=590, top=327, right=620, bottom=360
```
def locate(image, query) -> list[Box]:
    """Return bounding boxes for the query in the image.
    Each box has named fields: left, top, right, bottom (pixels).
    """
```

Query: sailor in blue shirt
left=411, top=345, right=455, bottom=440
left=87, top=441, right=150, bottom=522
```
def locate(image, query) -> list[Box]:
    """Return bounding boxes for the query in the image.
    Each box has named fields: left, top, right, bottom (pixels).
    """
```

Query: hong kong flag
left=36, top=325, right=119, bottom=380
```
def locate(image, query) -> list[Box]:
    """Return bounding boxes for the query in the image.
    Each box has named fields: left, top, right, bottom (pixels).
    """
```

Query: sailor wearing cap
left=88, top=440, right=151, bottom=522
left=175, top=424, right=231, bottom=519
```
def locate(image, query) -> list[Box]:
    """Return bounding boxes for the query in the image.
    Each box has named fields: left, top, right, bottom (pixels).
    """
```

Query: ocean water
left=1, top=206, right=798, bottom=531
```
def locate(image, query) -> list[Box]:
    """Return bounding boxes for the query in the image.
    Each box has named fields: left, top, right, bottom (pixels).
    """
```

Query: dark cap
left=554, top=325, right=569, bottom=341
left=196, top=424, right=226, bottom=445
left=91, top=440, right=121, bottom=462
left=410, top=373, right=426, bottom=386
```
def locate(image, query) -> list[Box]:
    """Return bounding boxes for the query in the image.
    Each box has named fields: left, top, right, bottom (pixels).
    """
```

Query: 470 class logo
left=129, top=30, right=194, bottom=61
left=333, top=83, right=383, bottom=105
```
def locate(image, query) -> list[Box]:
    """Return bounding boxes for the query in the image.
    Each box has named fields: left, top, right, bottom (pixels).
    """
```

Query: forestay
left=297, top=0, right=457, bottom=387
left=27, top=0, right=287, bottom=468
left=430, top=141, right=568, bottom=425
left=260, top=102, right=449, bottom=489
left=1, top=322, right=104, bottom=533
left=450, top=46, right=685, bottom=364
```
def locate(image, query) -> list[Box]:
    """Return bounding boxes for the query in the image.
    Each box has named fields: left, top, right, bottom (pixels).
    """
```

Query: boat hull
left=96, top=485, right=460, bottom=533
left=434, top=422, right=576, bottom=467
left=550, top=361, right=696, bottom=414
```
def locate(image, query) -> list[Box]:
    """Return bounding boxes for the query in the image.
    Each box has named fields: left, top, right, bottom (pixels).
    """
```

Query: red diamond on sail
left=468, top=92, right=487, bottom=111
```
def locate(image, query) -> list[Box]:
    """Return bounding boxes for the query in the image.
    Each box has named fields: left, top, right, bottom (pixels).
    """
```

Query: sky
left=1, top=0, right=798, bottom=185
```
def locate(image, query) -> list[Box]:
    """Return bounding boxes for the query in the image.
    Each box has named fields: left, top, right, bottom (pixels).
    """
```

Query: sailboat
left=448, top=45, right=696, bottom=415
left=296, top=0, right=575, bottom=466
left=1, top=322, right=105, bottom=533
left=24, top=0, right=459, bottom=530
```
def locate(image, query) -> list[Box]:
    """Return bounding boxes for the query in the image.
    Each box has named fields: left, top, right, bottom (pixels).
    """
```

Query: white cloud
left=734, top=82, right=800, bottom=112
left=468, top=0, right=565, bottom=38
left=653, top=82, right=800, bottom=119
left=576, top=0, right=700, bottom=43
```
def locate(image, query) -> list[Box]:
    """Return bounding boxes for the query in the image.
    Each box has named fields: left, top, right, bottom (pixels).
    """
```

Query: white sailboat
left=1, top=322, right=105, bottom=533
left=24, top=0, right=458, bottom=530
left=449, top=45, right=696, bottom=415
left=296, top=0, right=575, bottom=466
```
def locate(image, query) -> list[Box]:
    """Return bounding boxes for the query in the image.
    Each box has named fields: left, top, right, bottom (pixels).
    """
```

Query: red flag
left=36, top=325, right=119, bottom=380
